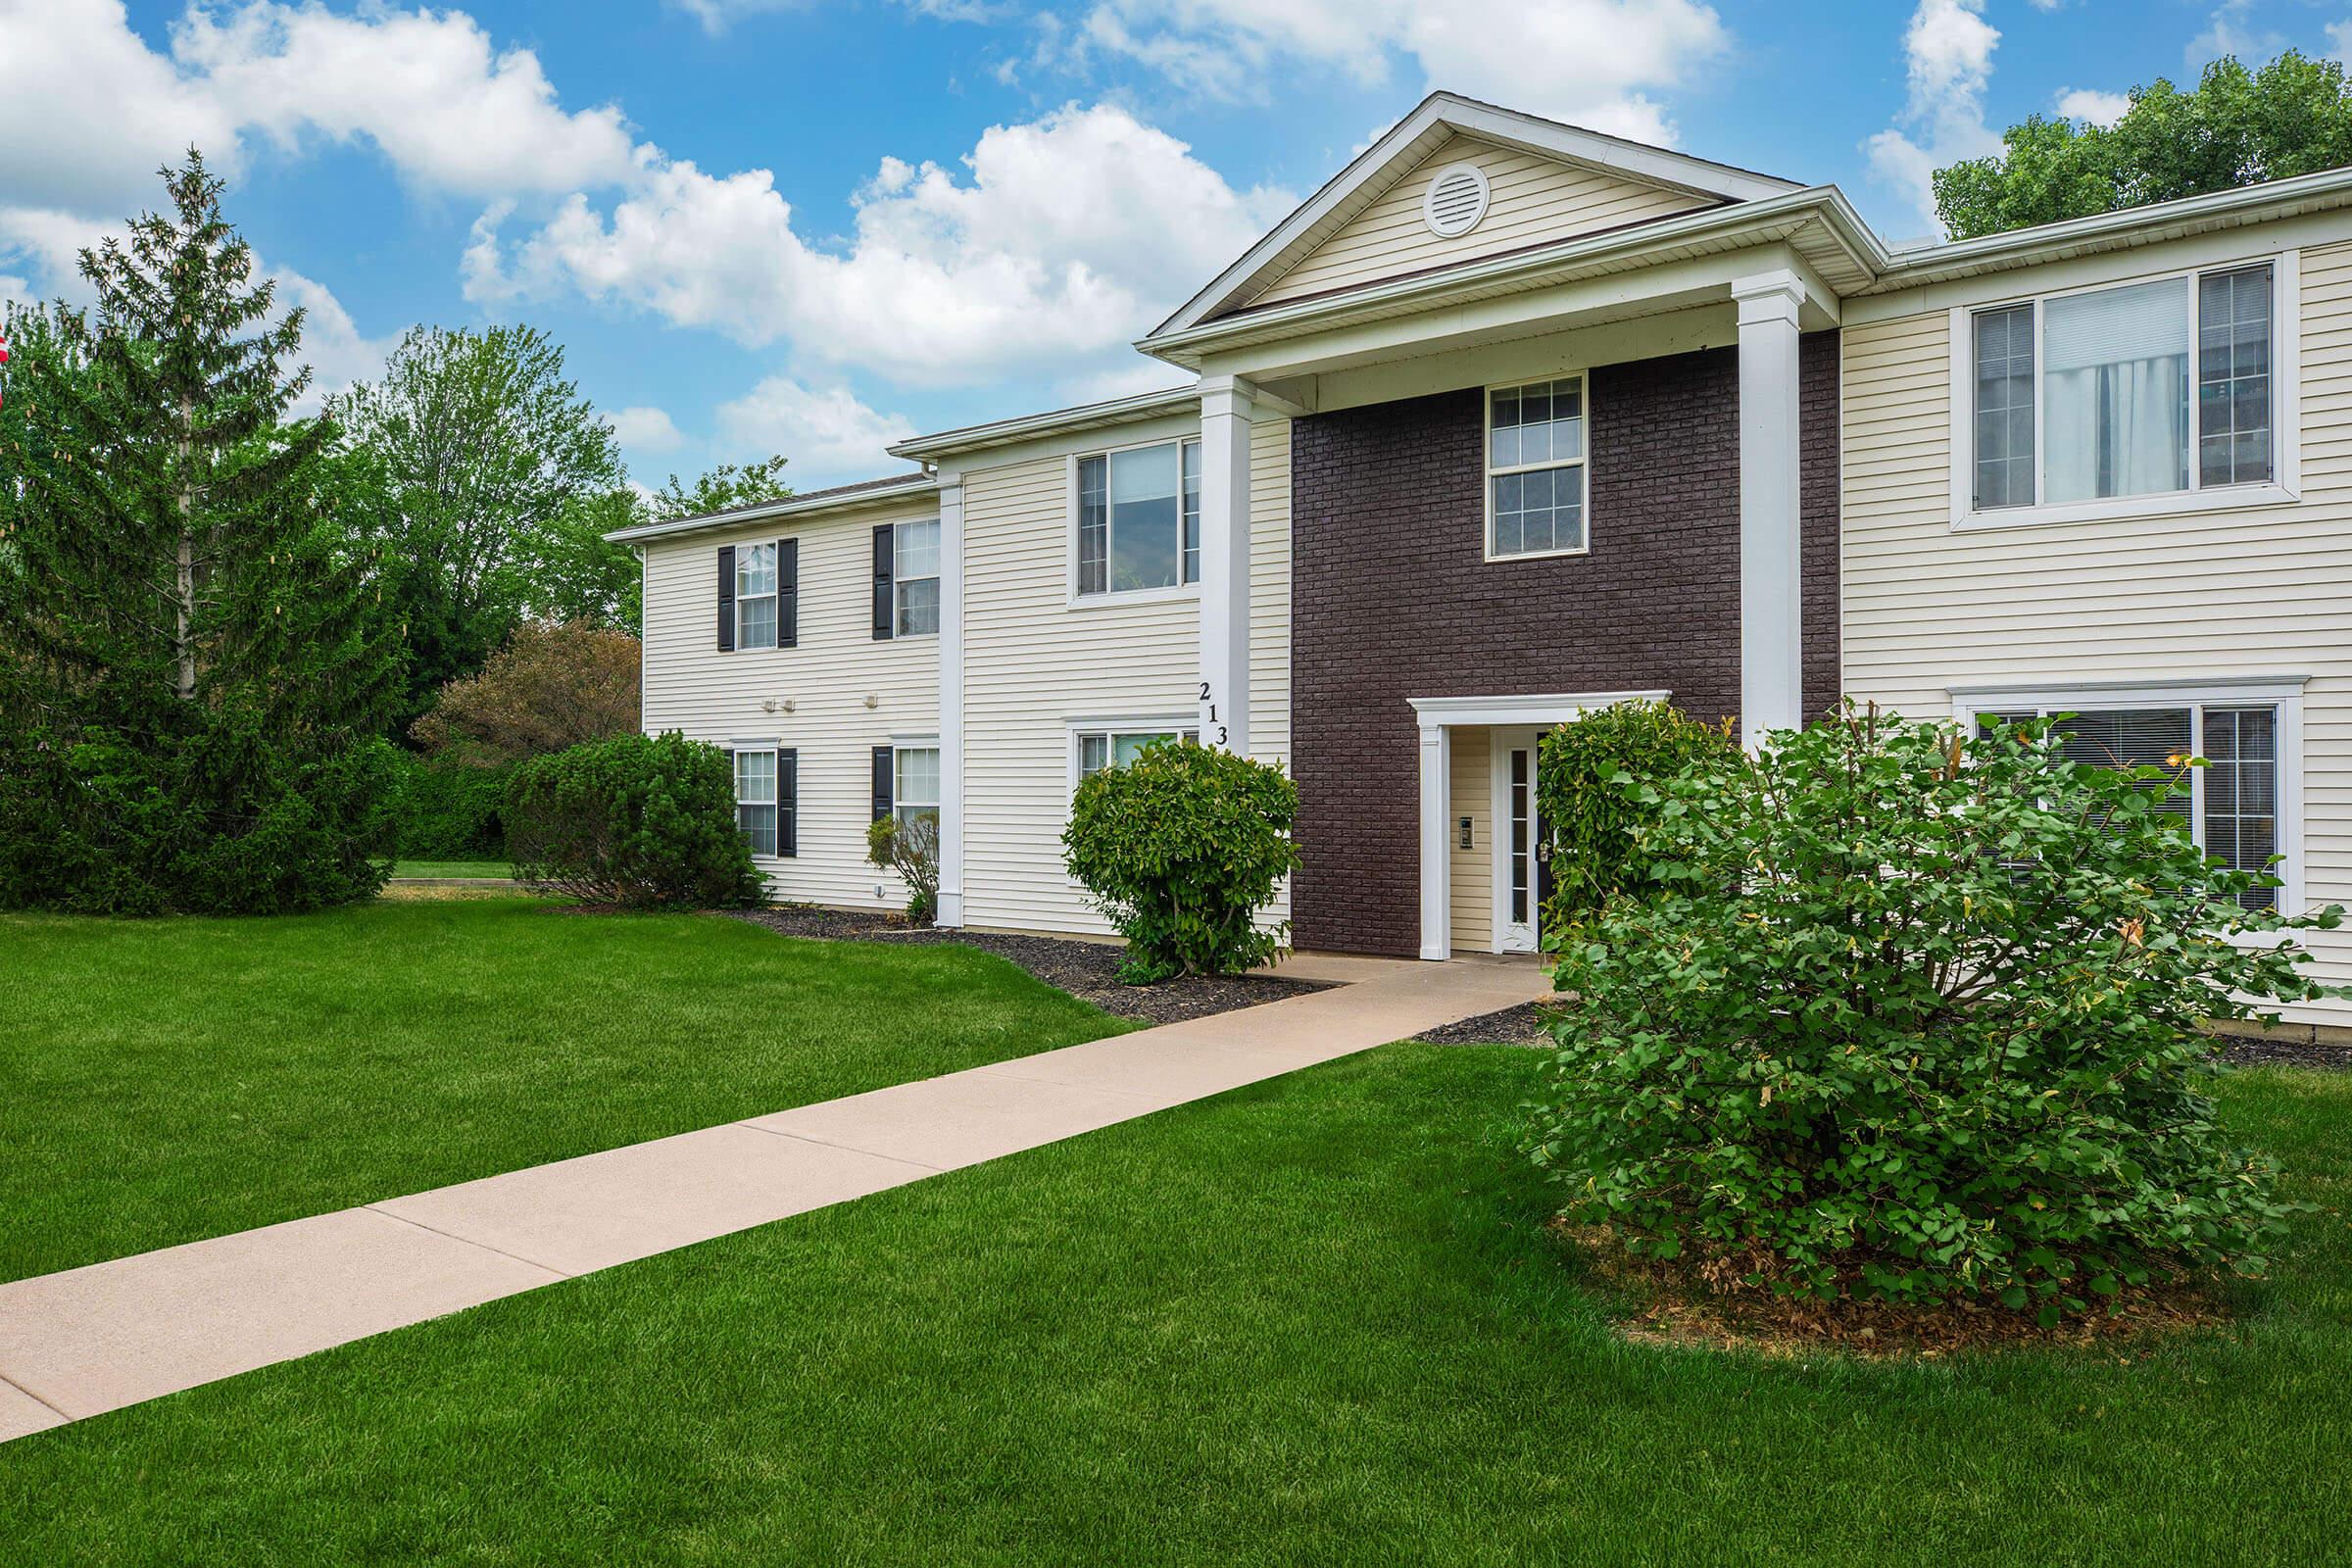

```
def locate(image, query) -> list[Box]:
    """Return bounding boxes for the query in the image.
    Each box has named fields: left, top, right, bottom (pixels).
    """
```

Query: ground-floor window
left=1075, top=726, right=1199, bottom=781
left=894, top=744, right=941, bottom=835
left=734, top=747, right=797, bottom=858
left=1961, top=689, right=2291, bottom=910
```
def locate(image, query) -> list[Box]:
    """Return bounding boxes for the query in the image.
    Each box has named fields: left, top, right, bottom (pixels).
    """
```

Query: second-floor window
left=894, top=520, right=940, bottom=637
left=736, top=543, right=779, bottom=650
left=1487, top=376, right=1589, bottom=559
left=1969, top=261, right=2278, bottom=516
left=1077, top=439, right=1201, bottom=597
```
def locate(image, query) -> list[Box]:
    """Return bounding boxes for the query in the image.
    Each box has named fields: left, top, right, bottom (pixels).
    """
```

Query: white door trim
left=1491, top=729, right=1542, bottom=953
left=1409, top=690, right=1671, bottom=961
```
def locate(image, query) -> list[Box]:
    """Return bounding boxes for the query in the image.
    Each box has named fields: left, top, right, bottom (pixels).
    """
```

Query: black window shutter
left=716, top=546, right=737, bottom=652
left=872, top=747, right=894, bottom=822
left=779, top=750, right=799, bottom=858
left=778, top=538, right=799, bottom=649
left=872, top=524, right=895, bottom=640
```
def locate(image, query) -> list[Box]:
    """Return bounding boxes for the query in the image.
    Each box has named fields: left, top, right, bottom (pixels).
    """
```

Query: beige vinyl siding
left=1449, top=728, right=1494, bottom=952
left=960, top=451, right=1199, bottom=936
left=1839, top=237, right=2352, bottom=1018
left=640, top=501, right=939, bottom=910
left=1250, top=135, right=1711, bottom=309
left=1250, top=415, right=1294, bottom=924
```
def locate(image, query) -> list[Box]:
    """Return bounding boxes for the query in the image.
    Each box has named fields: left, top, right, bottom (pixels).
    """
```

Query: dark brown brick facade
left=1288, top=332, right=1841, bottom=956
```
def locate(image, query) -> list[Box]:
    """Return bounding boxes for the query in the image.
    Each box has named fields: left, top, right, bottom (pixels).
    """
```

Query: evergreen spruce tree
left=0, top=153, right=407, bottom=913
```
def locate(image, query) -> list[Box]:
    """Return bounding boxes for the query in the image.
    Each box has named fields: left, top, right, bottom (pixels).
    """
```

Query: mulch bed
left=1414, top=1001, right=1551, bottom=1046
left=725, top=906, right=1329, bottom=1026
left=1555, top=1221, right=2227, bottom=1359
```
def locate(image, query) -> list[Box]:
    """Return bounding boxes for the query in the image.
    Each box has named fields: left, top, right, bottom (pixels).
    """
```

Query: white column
left=1197, top=375, right=1254, bottom=755
left=1731, top=269, right=1807, bottom=749
left=934, top=472, right=966, bottom=928
left=1418, top=721, right=1451, bottom=960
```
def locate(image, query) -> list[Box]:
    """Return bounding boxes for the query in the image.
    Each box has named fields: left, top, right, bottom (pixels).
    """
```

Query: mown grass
left=385, top=859, right=514, bottom=880
left=4, top=1045, right=2344, bottom=1563
left=0, top=898, right=1123, bottom=1282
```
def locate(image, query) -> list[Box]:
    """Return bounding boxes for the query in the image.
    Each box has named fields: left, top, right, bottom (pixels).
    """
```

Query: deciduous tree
left=1936, top=51, right=2352, bottom=240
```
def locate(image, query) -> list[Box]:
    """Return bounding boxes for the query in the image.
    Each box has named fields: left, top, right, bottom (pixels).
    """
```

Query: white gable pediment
left=1149, top=93, right=1801, bottom=339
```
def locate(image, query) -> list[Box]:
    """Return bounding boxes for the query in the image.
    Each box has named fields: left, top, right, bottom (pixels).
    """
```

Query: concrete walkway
left=0, top=955, right=1544, bottom=1445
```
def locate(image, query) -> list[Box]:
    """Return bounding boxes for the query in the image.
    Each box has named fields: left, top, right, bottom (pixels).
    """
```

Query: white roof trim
left=1408, top=690, right=1672, bottom=728
left=888, top=384, right=1200, bottom=463
left=1143, top=185, right=1884, bottom=366
left=1147, top=92, right=1801, bottom=342
left=603, top=473, right=937, bottom=545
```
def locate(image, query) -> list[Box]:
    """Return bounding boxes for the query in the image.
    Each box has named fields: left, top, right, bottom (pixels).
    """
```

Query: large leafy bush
left=505, top=733, right=760, bottom=907
left=1528, top=705, right=2341, bottom=1321
left=389, top=753, right=513, bottom=861
left=1536, top=698, right=1734, bottom=935
left=1061, top=741, right=1299, bottom=981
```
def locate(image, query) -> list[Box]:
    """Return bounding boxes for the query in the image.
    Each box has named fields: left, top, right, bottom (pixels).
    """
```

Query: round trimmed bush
left=505, top=732, right=761, bottom=907
left=1061, top=740, right=1299, bottom=982
left=1527, top=704, right=2342, bottom=1322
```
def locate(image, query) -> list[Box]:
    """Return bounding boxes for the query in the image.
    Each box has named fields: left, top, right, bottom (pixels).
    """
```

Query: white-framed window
left=1952, top=680, right=2303, bottom=912
left=1075, top=438, right=1201, bottom=599
left=1069, top=722, right=1200, bottom=788
left=735, top=543, right=780, bottom=651
left=1953, top=254, right=2299, bottom=529
left=1485, top=375, right=1589, bottom=560
left=733, top=747, right=795, bottom=858
left=893, top=743, right=941, bottom=835
left=894, top=519, right=940, bottom=638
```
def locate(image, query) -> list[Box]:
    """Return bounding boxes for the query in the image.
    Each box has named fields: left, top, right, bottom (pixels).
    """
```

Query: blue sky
left=3, top=0, right=2345, bottom=489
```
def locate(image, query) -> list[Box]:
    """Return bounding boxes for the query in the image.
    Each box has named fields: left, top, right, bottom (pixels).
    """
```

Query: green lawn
left=5, top=1045, right=2345, bottom=1563
left=0, top=899, right=1123, bottom=1282
left=386, top=859, right=514, bottom=879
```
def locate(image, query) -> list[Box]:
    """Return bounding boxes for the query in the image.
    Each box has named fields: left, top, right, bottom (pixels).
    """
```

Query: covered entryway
left=1409, top=691, right=1669, bottom=960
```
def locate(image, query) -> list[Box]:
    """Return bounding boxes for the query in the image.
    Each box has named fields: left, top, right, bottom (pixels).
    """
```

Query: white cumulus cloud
left=2055, top=87, right=2132, bottom=127
left=1865, top=0, right=2004, bottom=239
left=468, top=103, right=1295, bottom=386
left=1069, top=0, right=1729, bottom=144
left=608, top=405, right=687, bottom=452
left=714, top=378, right=919, bottom=483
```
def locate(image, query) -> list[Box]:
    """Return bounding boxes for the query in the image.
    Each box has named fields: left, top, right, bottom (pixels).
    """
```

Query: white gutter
left=602, top=472, right=938, bottom=545
left=888, top=385, right=1200, bottom=464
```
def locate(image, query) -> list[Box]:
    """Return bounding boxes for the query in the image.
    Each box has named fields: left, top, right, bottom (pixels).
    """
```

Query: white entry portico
left=1407, top=691, right=1671, bottom=960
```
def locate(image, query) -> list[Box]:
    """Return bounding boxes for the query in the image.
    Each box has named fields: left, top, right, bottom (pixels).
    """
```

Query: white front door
left=1495, top=733, right=1541, bottom=953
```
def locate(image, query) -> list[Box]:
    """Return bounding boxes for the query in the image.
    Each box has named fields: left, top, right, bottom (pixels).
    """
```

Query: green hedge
left=0, top=703, right=398, bottom=915
left=505, top=732, right=761, bottom=907
left=390, top=753, right=513, bottom=860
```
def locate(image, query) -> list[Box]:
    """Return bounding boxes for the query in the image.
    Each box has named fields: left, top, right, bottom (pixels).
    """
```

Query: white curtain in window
left=2042, top=277, right=2189, bottom=503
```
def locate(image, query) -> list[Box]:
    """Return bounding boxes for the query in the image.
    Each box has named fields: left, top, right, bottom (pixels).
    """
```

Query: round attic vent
left=1421, top=162, right=1491, bottom=238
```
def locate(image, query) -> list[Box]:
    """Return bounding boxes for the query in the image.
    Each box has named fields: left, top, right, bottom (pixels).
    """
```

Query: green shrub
left=0, top=702, right=399, bottom=916
left=390, top=753, right=513, bottom=860
left=504, top=733, right=761, bottom=908
left=1061, top=741, right=1299, bottom=982
left=1527, top=704, right=2342, bottom=1322
left=1536, top=698, right=1733, bottom=936
left=866, top=813, right=939, bottom=925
